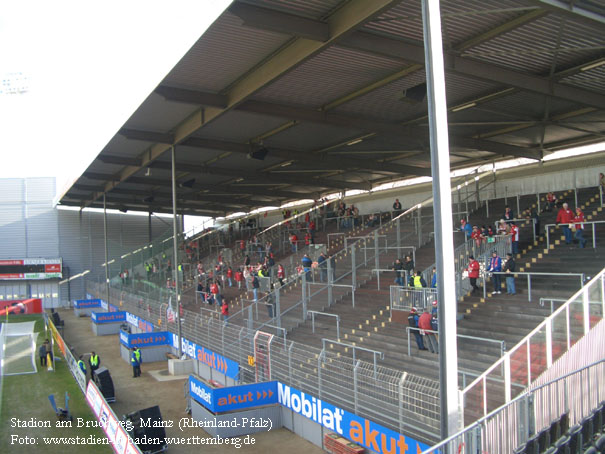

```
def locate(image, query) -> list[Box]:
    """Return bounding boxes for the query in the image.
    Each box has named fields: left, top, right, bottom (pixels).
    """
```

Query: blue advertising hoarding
left=119, top=331, right=171, bottom=348
left=277, top=383, right=431, bottom=454
left=74, top=299, right=102, bottom=309
left=125, top=312, right=154, bottom=333
left=175, top=334, right=239, bottom=380
left=92, top=311, right=126, bottom=324
left=188, top=376, right=277, bottom=413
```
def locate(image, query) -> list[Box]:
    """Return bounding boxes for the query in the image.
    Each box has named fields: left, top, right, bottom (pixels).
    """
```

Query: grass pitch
left=0, top=314, right=111, bottom=453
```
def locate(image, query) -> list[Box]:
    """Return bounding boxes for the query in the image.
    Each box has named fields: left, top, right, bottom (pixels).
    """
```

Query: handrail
left=461, top=267, right=605, bottom=424
left=321, top=338, right=384, bottom=380
left=422, top=359, right=605, bottom=454
left=545, top=219, right=605, bottom=249
left=307, top=311, right=340, bottom=340
left=485, top=271, right=585, bottom=302
left=539, top=297, right=567, bottom=314
left=405, top=327, right=506, bottom=357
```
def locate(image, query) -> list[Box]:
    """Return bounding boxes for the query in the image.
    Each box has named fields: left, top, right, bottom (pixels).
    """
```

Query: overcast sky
left=0, top=0, right=232, bottom=196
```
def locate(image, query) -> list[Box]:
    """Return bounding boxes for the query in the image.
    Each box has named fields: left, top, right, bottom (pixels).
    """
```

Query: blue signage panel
left=74, top=299, right=102, bottom=309
left=175, top=335, right=239, bottom=380
left=189, top=376, right=215, bottom=411
left=119, top=331, right=170, bottom=348
left=213, top=381, right=278, bottom=412
left=92, top=311, right=126, bottom=324
left=125, top=312, right=154, bottom=333
left=277, top=383, right=431, bottom=454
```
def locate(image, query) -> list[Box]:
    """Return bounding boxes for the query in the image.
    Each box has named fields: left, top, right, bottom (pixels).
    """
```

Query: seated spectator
left=545, top=192, right=556, bottom=212
left=497, top=220, right=509, bottom=235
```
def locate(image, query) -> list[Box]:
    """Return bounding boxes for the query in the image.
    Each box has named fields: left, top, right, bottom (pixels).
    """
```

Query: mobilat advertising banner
left=85, top=381, right=142, bottom=454
left=125, top=312, right=154, bottom=333
left=119, top=331, right=171, bottom=349
left=174, top=334, right=239, bottom=380
left=278, top=383, right=431, bottom=454
left=74, top=299, right=102, bottom=309
left=92, top=311, right=126, bottom=324
left=189, top=376, right=277, bottom=413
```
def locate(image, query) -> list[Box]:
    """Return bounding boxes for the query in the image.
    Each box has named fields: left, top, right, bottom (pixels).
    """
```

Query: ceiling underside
left=60, top=0, right=605, bottom=216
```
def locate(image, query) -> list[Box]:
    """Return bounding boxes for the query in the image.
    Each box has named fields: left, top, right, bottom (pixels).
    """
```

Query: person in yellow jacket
left=89, top=351, right=101, bottom=378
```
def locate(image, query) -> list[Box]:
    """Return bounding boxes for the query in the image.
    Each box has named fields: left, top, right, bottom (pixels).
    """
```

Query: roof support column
left=422, top=0, right=460, bottom=438
left=171, top=145, right=183, bottom=357
left=103, top=193, right=110, bottom=306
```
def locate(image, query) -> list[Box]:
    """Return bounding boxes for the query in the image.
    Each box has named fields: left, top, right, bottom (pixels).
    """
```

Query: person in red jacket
left=290, top=233, right=298, bottom=252
left=221, top=300, right=229, bottom=325
left=277, top=264, right=285, bottom=286
left=467, top=255, right=481, bottom=294
left=573, top=207, right=587, bottom=248
left=418, top=310, right=436, bottom=353
left=226, top=266, right=233, bottom=287
left=234, top=268, right=243, bottom=289
left=556, top=202, right=574, bottom=245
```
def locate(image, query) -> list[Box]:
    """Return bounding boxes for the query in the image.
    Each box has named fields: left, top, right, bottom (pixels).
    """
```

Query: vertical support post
left=423, top=0, right=460, bottom=437
left=418, top=205, right=423, bottom=248
left=574, top=186, right=578, bottom=209
left=475, top=172, right=480, bottom=209
left=302, top=273, right=307, bottom=320
left=288, top=342, right=294, bottom=384
left=353, top=360, right=360, bottom=415
left=327, top=259, right=333, bottom=306
left=528, top=275, right=532, bottom=302
left=351, top=246, right=356, bottom=290
left=148, top=212, right=152, bottom=244
left=583, top=287, right=590, bottom=335
left=396, top=217, right=401, bottom=257
left=504, top=355, right=511, bottom=403
left=516, top=194, right=520, bottom=217
left=537, top=193, right=541, bottom=213
left=171, top=146, right=182, bottom=357
left=486, top=199, right=490, bottom=218
left=407, top=329, right=411, bottom=356
left=317, top=351, right=324, bottom=398
left=545, top=318, right=553, bottom=368
left=275, top=287, right=281, bottom=329
left=103, top=194, right=110, bottom=306
left=374, top=231, right=380, bottom=290
left=336, top=316, right=340, bottom=340
left=247, top=305, right=253, bottom=331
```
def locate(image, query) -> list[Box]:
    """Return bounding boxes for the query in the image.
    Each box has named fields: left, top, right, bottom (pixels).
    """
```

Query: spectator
left=301, top=254, right=313, bottom=279
left=502, top=206, right=514, bottom=224
left=235, top=268, right=243, bottom=289
left=497, top=220, right=509, bottom=235
left=430, top=313, right=439, bottom=354
left=266, top=289, right=276, bottom=318
left=366, top=213, right=379, bottom=228
left=418, top=310, right=436, bottom=354
left=252, top=274, right=260, bottom=301
left=471, top=225, right=484, bottom=248
left=487, top=251, right=502, bottom=294
left=430, top=267, right=437, bottom=288
left=545, top=192, right=556, bottom=212
left=392, top=259, right=404, bottom=287
left=431, top=300, right=438, bottom=316
left=411, top=270, right=427, bottom=288
left=556, top=202, right=574, bottom=245
left=308, top=219, right=316, bottom=243
left=290, top=233, right=298, bottom=252
left=461, top=219, right=472, bottom=240
left=510, top=221, right=520, bottom=255
left=39, top=342, right=48, bottom=367
left=403, top=255, right=414, bottom=283
left=304, top=231, right=312, bottom=247
left=226, top=266, right=233, bottom=287
left=407, top=307, right=426, bottom=351
left=317, top=253, right=327, bottom=282
left=243, top=267, right=251, bottom=292
left=277, top=264, right=285, bottom=286
left=526, top=206, right=540, bottom=237
left=573, top=207, right=587, bottom=248
left=221, top=300, right=229, bottom=325
left=393, top=198, right=402, bottom=217
left=244, top=254, right=251, bottom=267
left=504, top=253, right=516, bottom=295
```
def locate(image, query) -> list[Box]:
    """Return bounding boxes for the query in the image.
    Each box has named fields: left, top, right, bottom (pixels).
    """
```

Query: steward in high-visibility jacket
left=412, top=271, right=427, bottom=288
left=131, top=348, right=142, bottom=378
left=78, top=356, right=87, bottom=375
left=89, top=351, right=100, bottom=377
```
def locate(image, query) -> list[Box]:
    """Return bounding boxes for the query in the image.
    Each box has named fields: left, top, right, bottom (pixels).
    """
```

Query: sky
left=0, top=0, right=232, bottom=197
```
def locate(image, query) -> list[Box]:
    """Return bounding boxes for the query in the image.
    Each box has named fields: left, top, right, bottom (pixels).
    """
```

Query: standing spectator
left=471, top=225, right=484, bottom=248
left=221, top=300, right=229, bottom=325
left=430, top=267, right=437, bottom=288
left=308, top=219, right=316, bottom=243
left=502, top=206, right=515, bottom=224
left=461, top=219, right=472, bottom=240
left=235, top=268, right=243, bottom=289
left=407, top=307, right=426, bottom=351
left=277, top=264, right=285, bottom=286
left=411, top=270, right=427, bottom=288
left=252, top=273, right=260, bottom=301
left=403, top=255, right=414, bottom=284
left=545, top=192, right=556, bottom=212
left=600, top=173, right=605, bottom=194
left=526, top=206, right=541, bottom=238
left=39, top=342, right=47, bottom=367
left=573, top=207, right=587, bottom=248
left=392, top=198, right=403, bottom=217
left=504, top=253, right=516, bottom=295
left=301, top=254, right=313, bottom=279
left=226, top=266, right=233, bottom=287
left=418, top=310, right=435, bottom=354
left=392, top=259, right=404, bottom=287
left=244, top=254, right=251, bottom=267
left=510, top=222, right=520, bottom=255
left=556, top=202, right=574, bottom=245
left=304, top=231, right=312, bottom=247
left=290, top=233, right=298, bottom=252
left=431, top=300, right=438, bottom=316
left=243, top=267, right=251, bottom=292
left=430, top=313, right=439, bottom=353
left=487, top=251, right=502, bottom=294
left=317, top=252, right=327, bottom=282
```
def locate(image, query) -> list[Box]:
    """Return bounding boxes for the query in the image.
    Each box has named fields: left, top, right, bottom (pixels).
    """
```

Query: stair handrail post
left=574, top=186, right=578, bottom=208
left=398, top=372, right=408, bottom=434
left=527, top=274, right=532, bottom=302
left=288, top=341, right=294, bottom=384
left=336, top=315, right=340, bottom=341
left=407, top=327, right=411, bottom=356
left=301, top=272, right=307, bottom=320
left=327, top=258, right=333, bottom=306
left=418, top=205, right=423, bottom=248
left=351, top=245, right=357, bottom=290
left=353, top=360, right=360, bottom=415
left=592, top=223, right=596, bottom=249
left=537, top=192, right=541, bottom=214
left=532, top=218, right=536, bottom=243
left=396, top=216, right=401, bottom=258
left=582, top=285, right=590, bottom=335
left=311, top=311, right=315, bottom=333
left=275, top=286, right=281, bottom=329
left=374, top=230, right=380, bottom=290
left=475, top=170, right=481, bottom=208
left=486, top=198, right=490, bottom=218
left=516, top=194, right=521, bottom=217
left=546, top=227, right=551, bottom=250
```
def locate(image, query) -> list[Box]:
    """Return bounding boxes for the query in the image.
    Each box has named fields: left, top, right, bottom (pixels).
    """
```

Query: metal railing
left=405, top=327, right=506, bottom=358
left=423, top=358, right=605, bottom=454
left=485, top=271, right=585, bottom=301
left=391, top=286, right=438, bottom=312
left=545, top=220, right=605, bottom=249
left=460, top=267, right=605, bottom=426
left=307, top=311, right=340, bottom=340
left=539, top=297, right=568, bottom=314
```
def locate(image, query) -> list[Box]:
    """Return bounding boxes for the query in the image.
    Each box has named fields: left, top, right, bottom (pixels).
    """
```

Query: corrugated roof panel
left=242, top=0, right=344, bottom=20
left=476, top=90, right=578, bottom=119
left=559, top=65, right=605, bottom=94
left=124, top=93, right=200, bottom=132
left=464, top=14, right=605, bottom=75
left=101, top=135, right=150, bottom=158
left=194, top=110, right=290, bottom=142
left=254, top=45, right=405, bottom=108
left=332, top=70, right=428, bottom=121
left=162, top=11, right=292, bottom=92
left=362, top=0, right=424, bottom=42
left=264, top=122, right=364, bottom=151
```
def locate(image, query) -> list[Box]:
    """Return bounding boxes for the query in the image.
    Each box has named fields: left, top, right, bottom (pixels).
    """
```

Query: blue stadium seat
left=538, top=428, right=552, bottom=452
left=582, top=414, right=596, bottom=447
left=556, top=435, right=571, bottom=453
left=568, top=424, right=584, bottom=454
left=594, top=434, right=605, bottom=453
left=544, top=447, right=560, bottom=454
left=514, top=442, right=528, bottom=454
left=583, top=446, right=597, bottom=454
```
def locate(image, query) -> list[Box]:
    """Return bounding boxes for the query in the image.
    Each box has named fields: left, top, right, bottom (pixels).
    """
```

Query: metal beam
left=237, top=99, right=540, bottom=159
left=529, top=0, right=605, bottom=28
left=119, top=128, right=174, bottom=144
left=86, top=0, right=399, bottom=207
left=154, top=85, right=228, bottom=108
left=183, top=136, right=432, bottom=176
left=228, top=1, right=330, bottom=41
left=339, top=31, right=605, bottom=109
left=59, top=199, right=222, bottom=217
left=98, top=155, right=141, bottom=166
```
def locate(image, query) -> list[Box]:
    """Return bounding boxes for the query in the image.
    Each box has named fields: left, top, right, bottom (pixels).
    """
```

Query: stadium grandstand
left=2, top=1, right=605, bottom=453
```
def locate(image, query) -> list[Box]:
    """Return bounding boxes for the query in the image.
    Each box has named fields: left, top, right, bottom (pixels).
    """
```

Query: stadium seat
left=596, top=403, right=605, bottom=433
left=568, top=425, right=584, bottom=454
left=583, top=446, right=597, bottom=454
left=544, top=447, right=559, bottom=454
left=582, top=414, right=596, bottom=447
left=538, top=428, right=552, bottom=452
left=514, top=442, right=528, bottom=454
left=594, top=434, right=605, bottom=453
left=555, top=435, right=571, bottom=453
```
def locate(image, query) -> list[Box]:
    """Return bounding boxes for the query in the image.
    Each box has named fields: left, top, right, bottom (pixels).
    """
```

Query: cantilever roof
left=59, top=0, right=605, bottom=217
